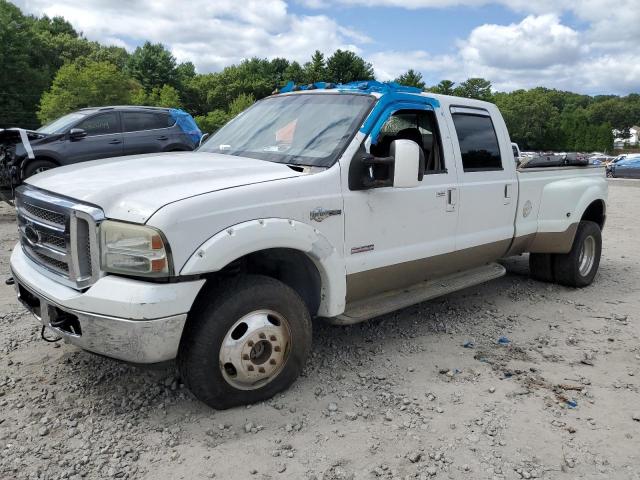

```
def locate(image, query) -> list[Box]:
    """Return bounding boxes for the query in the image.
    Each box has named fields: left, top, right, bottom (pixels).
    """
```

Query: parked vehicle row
left=10, top=81, right=607, bottom=409
left=606, top=154, right=640, bottom=178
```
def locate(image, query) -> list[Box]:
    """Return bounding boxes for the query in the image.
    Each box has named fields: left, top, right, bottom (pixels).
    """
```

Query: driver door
left=64, top=112, right=124, bottom=164
left=342, top=106, right=460, bottom=302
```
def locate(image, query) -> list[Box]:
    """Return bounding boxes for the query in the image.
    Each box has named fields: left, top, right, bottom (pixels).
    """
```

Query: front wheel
left=178, top=275, right=312, bottom=409
left=553, top=221, right=602, bottom=287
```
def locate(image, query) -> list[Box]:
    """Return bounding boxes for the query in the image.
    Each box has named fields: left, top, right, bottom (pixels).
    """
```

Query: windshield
left=198, top=93, right=374, bottom=167
left=37, top=112, right=86, bottom=134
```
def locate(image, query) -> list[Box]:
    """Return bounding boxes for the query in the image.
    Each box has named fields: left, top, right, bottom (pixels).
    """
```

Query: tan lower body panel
left=345, top=239, right=511, bottom=303
left=505, top=223, right=578, bottom=256
left=335, top=262, right=506, bottom=325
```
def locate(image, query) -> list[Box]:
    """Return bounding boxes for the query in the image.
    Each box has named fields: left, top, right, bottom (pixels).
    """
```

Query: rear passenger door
left=121, top=111, right=173, bottom=155
left=448, top=107, right=518, bottom=259
left=66, top=112, right=123, bottom=163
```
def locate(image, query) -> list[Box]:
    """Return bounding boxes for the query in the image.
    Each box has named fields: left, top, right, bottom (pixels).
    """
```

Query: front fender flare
left=180, top=218, right=346, bottom=317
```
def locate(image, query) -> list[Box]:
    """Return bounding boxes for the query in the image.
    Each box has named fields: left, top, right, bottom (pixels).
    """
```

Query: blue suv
left=5, top=106, right=202, bottom=181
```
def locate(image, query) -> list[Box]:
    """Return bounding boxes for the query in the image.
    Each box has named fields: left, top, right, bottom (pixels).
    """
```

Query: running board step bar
left=332, top=262, right=506, bottom=325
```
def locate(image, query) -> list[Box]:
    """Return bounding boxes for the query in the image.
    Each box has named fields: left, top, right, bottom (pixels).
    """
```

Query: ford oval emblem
left=24, top=225, right=40, bottom=244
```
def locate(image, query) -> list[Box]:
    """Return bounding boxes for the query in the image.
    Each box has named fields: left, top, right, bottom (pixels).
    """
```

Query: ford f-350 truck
left=10, top=81, right=607, bottom=409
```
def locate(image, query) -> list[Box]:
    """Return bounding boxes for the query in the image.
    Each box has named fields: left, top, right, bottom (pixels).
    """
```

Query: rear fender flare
left=532, top=178, right=606, bottom=253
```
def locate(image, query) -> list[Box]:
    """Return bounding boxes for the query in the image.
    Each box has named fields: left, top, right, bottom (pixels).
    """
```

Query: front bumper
left=10, top=245, right=205, bottom=363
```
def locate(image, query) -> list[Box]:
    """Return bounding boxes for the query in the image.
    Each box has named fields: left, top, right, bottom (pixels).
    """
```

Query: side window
left=451, top=113, right=502, bottom=171
left=76, top=112, right=119, bottom=136
left=370, top=109, right=445, bottom=173
left=122, top=112, right=170, bottom=132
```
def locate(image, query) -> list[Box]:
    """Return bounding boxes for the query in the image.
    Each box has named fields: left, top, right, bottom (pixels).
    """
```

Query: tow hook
left=41, top=326, right=62, bottom=343
left=5, top=276, right=14, bottom=286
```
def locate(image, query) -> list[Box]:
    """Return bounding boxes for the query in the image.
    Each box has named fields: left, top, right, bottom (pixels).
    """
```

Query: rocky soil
left=1, top=181, right=639, bottom=480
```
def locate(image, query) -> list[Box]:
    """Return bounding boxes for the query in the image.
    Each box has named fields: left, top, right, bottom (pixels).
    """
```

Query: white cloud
left=369, top=50, right=458, bottom=81
left=13, top=0, right=640, bottom=94
left=460, top=15, right=584, bottom=70
left=14, top=0, right=368, bottom=72
left=368, top=12, right=640, bottom=94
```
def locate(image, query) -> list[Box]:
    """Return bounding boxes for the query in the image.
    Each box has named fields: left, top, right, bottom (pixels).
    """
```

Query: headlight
left=99, top=220, right=172, bottom=277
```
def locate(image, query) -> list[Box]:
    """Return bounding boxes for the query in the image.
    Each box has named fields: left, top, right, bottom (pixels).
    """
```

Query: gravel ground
left=1, top=181, right=639, bottom=480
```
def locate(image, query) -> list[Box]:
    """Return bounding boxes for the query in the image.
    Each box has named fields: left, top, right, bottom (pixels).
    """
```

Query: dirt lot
left=1, top=181, right=639, bottom=480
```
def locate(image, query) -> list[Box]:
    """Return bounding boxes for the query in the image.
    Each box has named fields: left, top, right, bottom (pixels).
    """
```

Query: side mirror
left=390, top=139, right=421, bottom=188
left=198, top=132, right=209, bottom=147
left=69, top=128, right=87, bottom=140
left=348, top=139, right=424, bottom=191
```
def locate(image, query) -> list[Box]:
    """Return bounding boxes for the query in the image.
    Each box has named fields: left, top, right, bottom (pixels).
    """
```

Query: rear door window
left=451, top=111, right=503, bottom=172
left=76, top=112, right=119, bottom=136
left=122, top=111, right=171, bottom=132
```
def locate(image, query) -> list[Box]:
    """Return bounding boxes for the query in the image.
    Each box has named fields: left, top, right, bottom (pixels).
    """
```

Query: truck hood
left=26, top=152, right=305, bottom=223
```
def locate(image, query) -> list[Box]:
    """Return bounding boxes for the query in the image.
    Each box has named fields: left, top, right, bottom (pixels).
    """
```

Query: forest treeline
left=3, top=1, right=639, bottom=152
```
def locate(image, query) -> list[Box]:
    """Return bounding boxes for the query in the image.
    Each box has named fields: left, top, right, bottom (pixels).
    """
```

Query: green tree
left=87, top=45, right=130, bottom=70
left=428, top=80, right=456, bottom=95
left=394, top=69, right=425, bottom=89
left=132, top=84, right=182, bottom=108
left=303, top=50, right=326, bottom=83
left=127, top=41, right=178, bottom=92
left=38, top=60, right=140, bottom=123
left=194, top=109, right=229, bottom=134
left=284, top=61, right=305, bottom=84
left=228, top=93, right=255, bottom=117
left=494, top=88, right=561, bottom=150
left=326, top=49, right=375, bottom=84
left=453, top=78, right=493, bottom=102
left=0, top=1, right=48, bottom=128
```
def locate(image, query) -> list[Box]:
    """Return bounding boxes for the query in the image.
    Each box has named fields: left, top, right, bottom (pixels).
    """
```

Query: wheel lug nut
left=247, top=340, right=254, bottom=347
left=269, top=359, right=277, bottom=365
left=243, top=354, right=249, bottom=360
left=270, top=335, right=276, bottom=341
left=274, top=346, right=281, bottom=352
left=248, top=365, right=254, bottom=371
left=258, top=367, right=265, bottom=373
left=259, top=333, right=266, bottom=339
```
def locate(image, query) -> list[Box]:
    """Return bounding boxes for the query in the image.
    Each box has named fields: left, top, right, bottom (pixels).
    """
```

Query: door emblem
left=351, top=244, right=374, bottom=254
left=310, top=207, right=342, bottom=222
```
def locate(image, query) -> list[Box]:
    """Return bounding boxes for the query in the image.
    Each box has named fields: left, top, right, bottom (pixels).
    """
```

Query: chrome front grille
left=15, top=185, right=104, bottom=289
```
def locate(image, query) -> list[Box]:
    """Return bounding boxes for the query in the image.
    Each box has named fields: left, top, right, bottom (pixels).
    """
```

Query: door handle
left=156, top=135, right=169, bottom=141
left=504, top=184, right=512, bottom=205
left=108, top=139, right=121, bottom=144
left=446, top=187, right=457, bottom=212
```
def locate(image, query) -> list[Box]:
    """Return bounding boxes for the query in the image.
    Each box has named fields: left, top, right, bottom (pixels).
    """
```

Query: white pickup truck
left=10, top=81, right=607, bottom=409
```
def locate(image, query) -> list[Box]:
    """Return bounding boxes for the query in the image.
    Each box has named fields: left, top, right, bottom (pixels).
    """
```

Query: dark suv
left=13, top=106, right=201, bottom=179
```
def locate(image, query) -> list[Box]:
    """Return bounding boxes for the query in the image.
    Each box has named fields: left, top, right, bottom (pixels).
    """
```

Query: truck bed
left=511, top=164, right=607, bottom=254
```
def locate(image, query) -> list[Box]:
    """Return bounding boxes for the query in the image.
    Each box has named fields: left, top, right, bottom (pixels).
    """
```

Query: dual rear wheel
left=529, top=220, right=602, bottom=287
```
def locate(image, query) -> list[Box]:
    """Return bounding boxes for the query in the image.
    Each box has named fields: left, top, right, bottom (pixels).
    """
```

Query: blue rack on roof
left=277, top=80, right=423, bottom=95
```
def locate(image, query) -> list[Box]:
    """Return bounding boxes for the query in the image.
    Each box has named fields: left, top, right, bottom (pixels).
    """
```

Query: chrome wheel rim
left=219, top=310, right=291, bottom=390
left=578, top=235, right=596, bottom=277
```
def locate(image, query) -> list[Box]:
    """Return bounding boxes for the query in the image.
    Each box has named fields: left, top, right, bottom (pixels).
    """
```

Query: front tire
left=552, top=221, right=602, bottom=287
left=178, top=275, right=312, bottom=409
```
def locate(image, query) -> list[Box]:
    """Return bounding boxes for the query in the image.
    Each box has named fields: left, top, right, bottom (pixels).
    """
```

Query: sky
left=13, top=0, right=640, bottom=95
